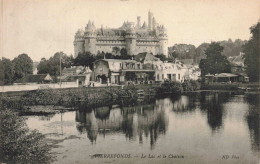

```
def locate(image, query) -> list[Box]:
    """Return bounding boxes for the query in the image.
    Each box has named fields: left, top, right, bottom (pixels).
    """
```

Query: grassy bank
left=1, top=81, right=201, bottom=114
left=1, top=85, right=155, bottom=114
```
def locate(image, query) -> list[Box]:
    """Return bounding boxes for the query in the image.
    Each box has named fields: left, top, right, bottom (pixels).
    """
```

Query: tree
left=2, top=58, right=15, bottom=84
left=37, top=52, right=73, bottom=77
left=168, top=44, right=196, bottom=60
left=73, top=52, right=95, bottom=69
left=120, top=48, right=131, bottom=59
left=155, top=54, right=167, bottom=61
left=168, top=51, right=178, bottom=59
left=112, top=47, right=120, bottom=56
left=0, top=60, right=4, bottom=85
left=12, top=54, right=33, bottom=81
left=219, top=39, right=247, bottom=57
left=195, top=43, right=210, bottom=63
left=199, top=42, right=231, bottom=75
left=37, top=58, right=50, bottom=75
left=0, top=110, right=54, bottom=163
left=199, top=59, right=209, bottom=75
left=243, top=21, right=260, bottom=82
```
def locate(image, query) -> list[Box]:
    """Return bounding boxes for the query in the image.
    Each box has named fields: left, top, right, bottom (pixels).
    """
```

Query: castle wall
left=74, top=40, right=85, bottom=58
left=85, top=38, right=96, bottom=54
left=96, top=40, right=126, bottom=54
left=92, top=39, right=164, bottom=55
left=126, top=38, right=136, bottom=56
left=159, top=39, right=168, bottom=56
left=75, top=38, right=167, bottom=56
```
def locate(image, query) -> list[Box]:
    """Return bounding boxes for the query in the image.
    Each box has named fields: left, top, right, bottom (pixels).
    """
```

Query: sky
left=1, top=0, right=259, bottom=61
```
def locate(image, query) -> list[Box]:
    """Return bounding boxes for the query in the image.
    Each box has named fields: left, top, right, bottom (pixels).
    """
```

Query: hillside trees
left=243, top=21, right=260, bottom=82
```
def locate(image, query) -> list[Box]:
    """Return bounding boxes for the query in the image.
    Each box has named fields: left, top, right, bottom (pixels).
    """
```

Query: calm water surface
left=25, top=91, right=260, bottom=164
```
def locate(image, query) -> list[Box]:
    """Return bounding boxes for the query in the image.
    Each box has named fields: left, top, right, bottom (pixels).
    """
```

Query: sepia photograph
left=0, top=0, right=259, bottom=163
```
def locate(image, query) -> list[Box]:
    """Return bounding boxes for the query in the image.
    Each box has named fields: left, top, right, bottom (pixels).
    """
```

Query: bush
left=0, top=109, right=54, bottom=163
left=156, top=81, right=183, bottom=95
left=182, top=80, right=200, bottom=91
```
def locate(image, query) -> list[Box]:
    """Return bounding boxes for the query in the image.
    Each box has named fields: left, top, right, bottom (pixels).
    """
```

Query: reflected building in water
left=76, top=103, right=168, bottom=148
left=170, top=94, right=198, bottom=113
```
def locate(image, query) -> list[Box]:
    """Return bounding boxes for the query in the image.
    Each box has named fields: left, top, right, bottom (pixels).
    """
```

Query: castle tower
left=152, top=17, right=156, bottom=30
left=137, top=16, right=141, bottom=29
left=84, top=20, right=97, bottom=55
left=148, top=10, right=153, bottom=30
left=125, top=22, right=136, bottom=56
left=158, top=25, right=168, bottom=57
left=74, top=29, right=85, bottom=58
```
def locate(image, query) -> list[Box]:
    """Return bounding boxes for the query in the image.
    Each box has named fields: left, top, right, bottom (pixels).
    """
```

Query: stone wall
left=0, top=81, right=79, bottom=93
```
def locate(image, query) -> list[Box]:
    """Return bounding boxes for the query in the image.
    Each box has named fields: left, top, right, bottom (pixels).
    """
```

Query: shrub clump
left=0, top=109, right=55, bottom=163
left=156, top=81, right=183, bottom=95
left=182, top=80, right=201, bottom=91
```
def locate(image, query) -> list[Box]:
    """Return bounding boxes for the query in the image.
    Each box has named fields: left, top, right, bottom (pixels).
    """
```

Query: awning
left=214, top=73, right=238, bottom=78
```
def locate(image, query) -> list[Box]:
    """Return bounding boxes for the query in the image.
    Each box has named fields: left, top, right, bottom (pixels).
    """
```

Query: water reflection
left=199, top=92, right=232, bottom=132
left=246, top=94, right=260, bottom=154
left=76, top=103, right=168, bottom=149
left=171, top=94, right=198, bottom=113
left=24, top=91, right=260, bottom=163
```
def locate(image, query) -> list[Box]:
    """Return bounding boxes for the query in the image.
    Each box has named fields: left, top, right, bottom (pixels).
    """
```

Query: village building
left=60, top=66, right=92, bottom=86
left=185, top=64, right=201, bottom=81
left=154, top=62, right=189, bottom=82
left=62, top=66, right=85, bottom=76
left=92, top=53, right=202, bottom=85
left=227, top=52, right=247, bottom=74
left=92, top=59, right=154, bottom=85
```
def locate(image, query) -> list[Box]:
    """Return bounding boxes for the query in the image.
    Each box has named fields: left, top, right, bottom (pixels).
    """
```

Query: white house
left=154, top=62, right=189, bottom=82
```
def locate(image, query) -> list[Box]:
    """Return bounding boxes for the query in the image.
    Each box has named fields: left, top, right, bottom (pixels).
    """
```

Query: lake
left=25, top=91, right=260, bottom=164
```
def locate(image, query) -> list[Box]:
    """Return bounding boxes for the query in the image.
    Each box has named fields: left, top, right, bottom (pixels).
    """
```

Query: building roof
left=214, top=73, right=238, bottom=78
left=228, top=54, right=244, bottom=67
left=62, top=75, right=86, bottom=82
left=101, top=59, right=138, bottom=63
left=154, top=62, right=187, bottom=71
left=135, top=52, right=161, bottom=63
left=62, top=66, right=86, bottom=75
left=95, top=59, right=140, bottom=72
left=180, top=59, right=194, bottom=65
